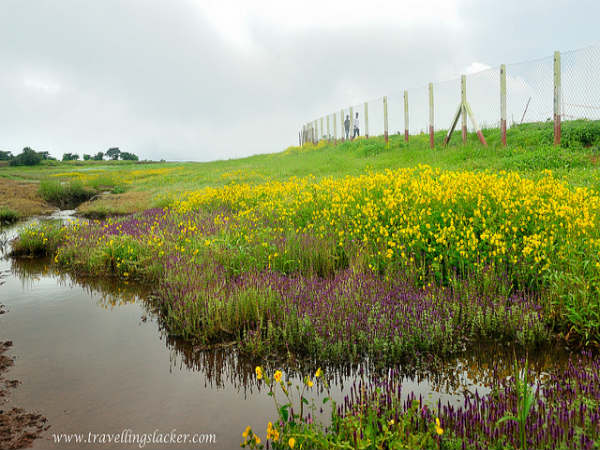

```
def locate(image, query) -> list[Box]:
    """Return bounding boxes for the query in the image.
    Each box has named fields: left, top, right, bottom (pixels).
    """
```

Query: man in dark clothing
left=344, top=115, right=350, bottom=140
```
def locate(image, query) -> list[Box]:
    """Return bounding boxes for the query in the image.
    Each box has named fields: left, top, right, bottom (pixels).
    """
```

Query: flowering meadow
left=13, top=165, right=600, bottom=355
left=9, top=140, right=600, bottom=447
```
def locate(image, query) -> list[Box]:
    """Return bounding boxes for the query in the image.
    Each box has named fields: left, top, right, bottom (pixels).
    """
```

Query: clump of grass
left=10, top=222, right=65, bottom=256
left=0, top=207, right=19, bottom=225
left=39, top=179, right=95, bottom=209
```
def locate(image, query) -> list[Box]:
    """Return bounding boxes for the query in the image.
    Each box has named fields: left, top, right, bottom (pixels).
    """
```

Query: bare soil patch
left=0, top=178, right=54, bottom=218
left=0, top=321, right=49, bottom=449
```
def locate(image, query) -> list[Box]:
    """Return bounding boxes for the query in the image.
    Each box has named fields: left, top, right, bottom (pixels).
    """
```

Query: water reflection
left=9, top=254, right=572, bottom=400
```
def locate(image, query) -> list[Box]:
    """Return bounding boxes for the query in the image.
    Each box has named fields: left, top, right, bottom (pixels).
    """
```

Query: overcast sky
left=1, top=0, right=599, bottom=161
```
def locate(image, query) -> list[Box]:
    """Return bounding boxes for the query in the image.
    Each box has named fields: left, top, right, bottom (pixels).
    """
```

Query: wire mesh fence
left=300, top=44, right=600, bottom=147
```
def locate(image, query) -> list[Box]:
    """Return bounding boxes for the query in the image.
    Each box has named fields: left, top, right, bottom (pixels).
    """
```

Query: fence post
left=500, top=64, right=507, bottom=146
left=404, top=90, right=409, bottom=142
left=349, top=106, right=354, bottom=140
left=327, top=115, right=330, bottom=142
left=340, top=109, right=345, bottom=142
left=364, top=102, right=369, bottom=138
left=333, top=113, right=337, bottom=144
left=383, top=96, right=389, bottom=144
left=461, top=75, right=467, bottom=145
left=554, top=50, right=561, bottom=146
left=429, top=83, right=434, bottom=149
left=320, top=117, right=324, bottom=142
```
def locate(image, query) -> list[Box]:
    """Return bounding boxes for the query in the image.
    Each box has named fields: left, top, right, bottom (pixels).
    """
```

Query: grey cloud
left=1, top=0, right=598, bottom=161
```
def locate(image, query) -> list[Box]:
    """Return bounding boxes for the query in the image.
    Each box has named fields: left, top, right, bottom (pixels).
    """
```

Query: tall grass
left=39, top=179, right=95, bottom=208
left=0, top=207, right=18, bottom=224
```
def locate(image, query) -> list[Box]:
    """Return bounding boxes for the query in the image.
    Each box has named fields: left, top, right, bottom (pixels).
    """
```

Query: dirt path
left=0, top=307, right=49, bottom=449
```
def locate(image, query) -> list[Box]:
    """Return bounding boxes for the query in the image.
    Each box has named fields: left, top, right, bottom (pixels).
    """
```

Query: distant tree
left=119, top=151, right=139, bottom=161
left=106, top=147, right=121, bottom=160
left=9, top=147, right=42, bottom=166
left=93, top=152, right=104, bottom=161
left=0, top=150, right=13, bottom=161
left=62, top=153, right=80, bottom=161
left=83, top=154, right=91, bottom=161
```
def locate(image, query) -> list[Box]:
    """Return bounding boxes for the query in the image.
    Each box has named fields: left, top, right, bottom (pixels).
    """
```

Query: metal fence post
left=383, top=96, right=389, bottom=144
left=461, top=75, right=467, bottom=144
left=500, top=64, right=507, bottom=146
left=364, top=101, right=369, bottom=138
left=554, top=51, right=561, bottom=146
left=429, top=83, right=434, bottom=149
left=404, top=90, right=409, bottom=143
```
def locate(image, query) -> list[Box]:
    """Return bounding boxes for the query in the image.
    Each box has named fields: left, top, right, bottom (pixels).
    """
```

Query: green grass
left=2, top=120, right=600, bottom=218
left=10, top=221, right=66, bottom=256
left=38, top=179, right=95, bottom=209
left=0, top=207, right=19, bottom=225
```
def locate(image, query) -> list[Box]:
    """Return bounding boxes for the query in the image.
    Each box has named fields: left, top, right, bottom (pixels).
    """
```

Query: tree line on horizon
left=0, top=147, right=139, bottom=166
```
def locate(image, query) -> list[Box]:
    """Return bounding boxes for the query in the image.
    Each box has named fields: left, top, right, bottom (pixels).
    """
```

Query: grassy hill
left=2, top=119, right=600, bottom=218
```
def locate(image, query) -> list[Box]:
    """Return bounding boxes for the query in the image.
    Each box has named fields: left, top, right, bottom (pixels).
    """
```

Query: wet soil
left=0, top=332, right=49, bottom=449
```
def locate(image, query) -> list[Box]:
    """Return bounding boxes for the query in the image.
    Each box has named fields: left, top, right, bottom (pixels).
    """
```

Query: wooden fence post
left=429, top=83, right=434, bottom=149
left=364, top=101, right=369, bottom=138
left=383, top=96, right=389, bottom=144
left=554, top=51, right=561, bottom=146
left=461, top=75, right=467, bottom=144
left=404, top=90, right=409, bottom=142
left=333, top=113, right=337, bottom=144
left=320, top=117, right=324, bottom=142
left=500, top=64, right=507, bottom=146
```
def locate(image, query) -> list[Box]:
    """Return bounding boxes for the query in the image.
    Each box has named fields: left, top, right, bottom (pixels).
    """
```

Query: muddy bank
left=0, top=333, right=49, bottom=449
left=0, top=179, right=54, bottom=219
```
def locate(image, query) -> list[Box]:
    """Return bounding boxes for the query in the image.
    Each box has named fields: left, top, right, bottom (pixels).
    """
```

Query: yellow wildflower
left=435, top=417, right=444, bottom=435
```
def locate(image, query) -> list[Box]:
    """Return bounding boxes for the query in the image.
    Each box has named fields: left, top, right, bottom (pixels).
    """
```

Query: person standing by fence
left=344, top=115, right=351, bottom=140
left=353, top=112, right=360, bottom=139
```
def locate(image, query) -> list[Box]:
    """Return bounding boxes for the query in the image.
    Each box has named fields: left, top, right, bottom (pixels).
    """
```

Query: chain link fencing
left=300, top=44, right=600, bottom=146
